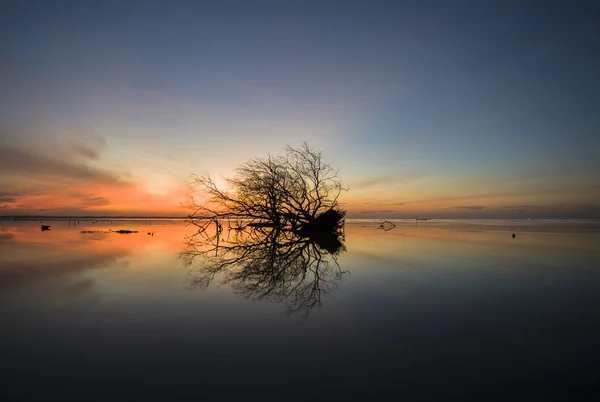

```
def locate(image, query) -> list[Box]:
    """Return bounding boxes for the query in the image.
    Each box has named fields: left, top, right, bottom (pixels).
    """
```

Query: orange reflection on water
left=0, top=220, right=195, bottom=305
left=2, top=219, right=599, bottom=309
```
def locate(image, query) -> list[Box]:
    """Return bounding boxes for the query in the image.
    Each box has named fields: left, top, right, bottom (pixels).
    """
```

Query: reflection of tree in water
left=181, top=221, right=347, bottom=317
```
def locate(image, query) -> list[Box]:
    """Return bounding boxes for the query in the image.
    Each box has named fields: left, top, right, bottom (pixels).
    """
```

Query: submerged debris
left=81, top=229, right=139, bottom=234
left=377, top=220, right=396, bottom=231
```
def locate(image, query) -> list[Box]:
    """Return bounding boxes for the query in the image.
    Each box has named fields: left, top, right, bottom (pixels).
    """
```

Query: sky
left=1, top=0, right=599, bottom=218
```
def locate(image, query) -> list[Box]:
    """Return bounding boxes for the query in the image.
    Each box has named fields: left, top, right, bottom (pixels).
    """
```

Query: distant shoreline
left=1, top=216, right=598, bottom=221
left=0, top=216, right=187, bottom=220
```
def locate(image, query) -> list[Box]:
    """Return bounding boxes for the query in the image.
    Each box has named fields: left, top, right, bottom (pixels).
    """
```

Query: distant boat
left=40, top=225, right=51, bottom=231
left=416, top=218, right=430, bottom=221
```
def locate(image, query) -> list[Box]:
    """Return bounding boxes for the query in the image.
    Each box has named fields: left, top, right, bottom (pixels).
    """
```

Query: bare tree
left=187, top=143, right=346, bottom=233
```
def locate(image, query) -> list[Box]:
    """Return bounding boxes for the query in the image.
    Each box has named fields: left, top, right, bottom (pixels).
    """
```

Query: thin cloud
left=352, top=172, right=426, bottom=190
left=448, top=205, right=486, bottom=210
left=353, top=177, right=394, bottom=189
left=82, top=196, right=111, bottom=207
left=401, top=185, right=600, bottom=206
left=357, top=209, right=396, bottom=214
left=0, top=192, right=20, bottom=202
left=0, top=145, right=129, bottom=186
left=503, top=205, right=544, bottom=209
left=74, top=145, right=101, bottom=160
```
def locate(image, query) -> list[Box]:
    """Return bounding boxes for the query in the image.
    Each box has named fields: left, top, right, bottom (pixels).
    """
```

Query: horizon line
left=1, top=215, right=598, bottom=221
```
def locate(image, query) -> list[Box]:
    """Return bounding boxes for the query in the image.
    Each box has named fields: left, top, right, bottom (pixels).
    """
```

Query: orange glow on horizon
left=3, top=183, right=190, bottom=216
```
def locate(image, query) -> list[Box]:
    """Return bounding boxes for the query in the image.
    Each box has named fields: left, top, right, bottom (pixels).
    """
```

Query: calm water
left=1, top=219, right=599, bottom=400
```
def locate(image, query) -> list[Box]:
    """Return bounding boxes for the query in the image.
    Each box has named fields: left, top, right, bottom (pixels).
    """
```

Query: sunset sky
left=1, top=0, right=599, bottom=218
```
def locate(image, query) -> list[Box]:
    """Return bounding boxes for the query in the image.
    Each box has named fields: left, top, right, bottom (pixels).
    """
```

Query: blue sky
left=1, top=0, right=599, bottom=217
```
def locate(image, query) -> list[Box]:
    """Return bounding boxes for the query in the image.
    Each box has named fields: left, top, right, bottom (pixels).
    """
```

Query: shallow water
left=1, top=219, right=599, bottom=400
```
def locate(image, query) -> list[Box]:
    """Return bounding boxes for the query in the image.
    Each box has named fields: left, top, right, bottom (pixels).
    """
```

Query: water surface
left=1, top=219, right=599, bottom=400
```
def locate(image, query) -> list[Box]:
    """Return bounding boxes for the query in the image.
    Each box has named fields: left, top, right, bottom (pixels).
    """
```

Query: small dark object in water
left=378, top=220, right=396, bottom=231
left=81, top=229, right=138, bottom=234
left=41, top=225, right=51, bottom=231
left=512, top=233, right=516, bottom=239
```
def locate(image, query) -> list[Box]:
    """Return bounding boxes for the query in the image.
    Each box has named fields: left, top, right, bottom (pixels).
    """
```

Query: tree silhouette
left=187, top=143, right=346, bottom=233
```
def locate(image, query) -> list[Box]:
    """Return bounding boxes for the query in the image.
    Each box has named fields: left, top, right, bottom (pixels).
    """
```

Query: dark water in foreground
left=1, top=219, right=599, bottom=400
